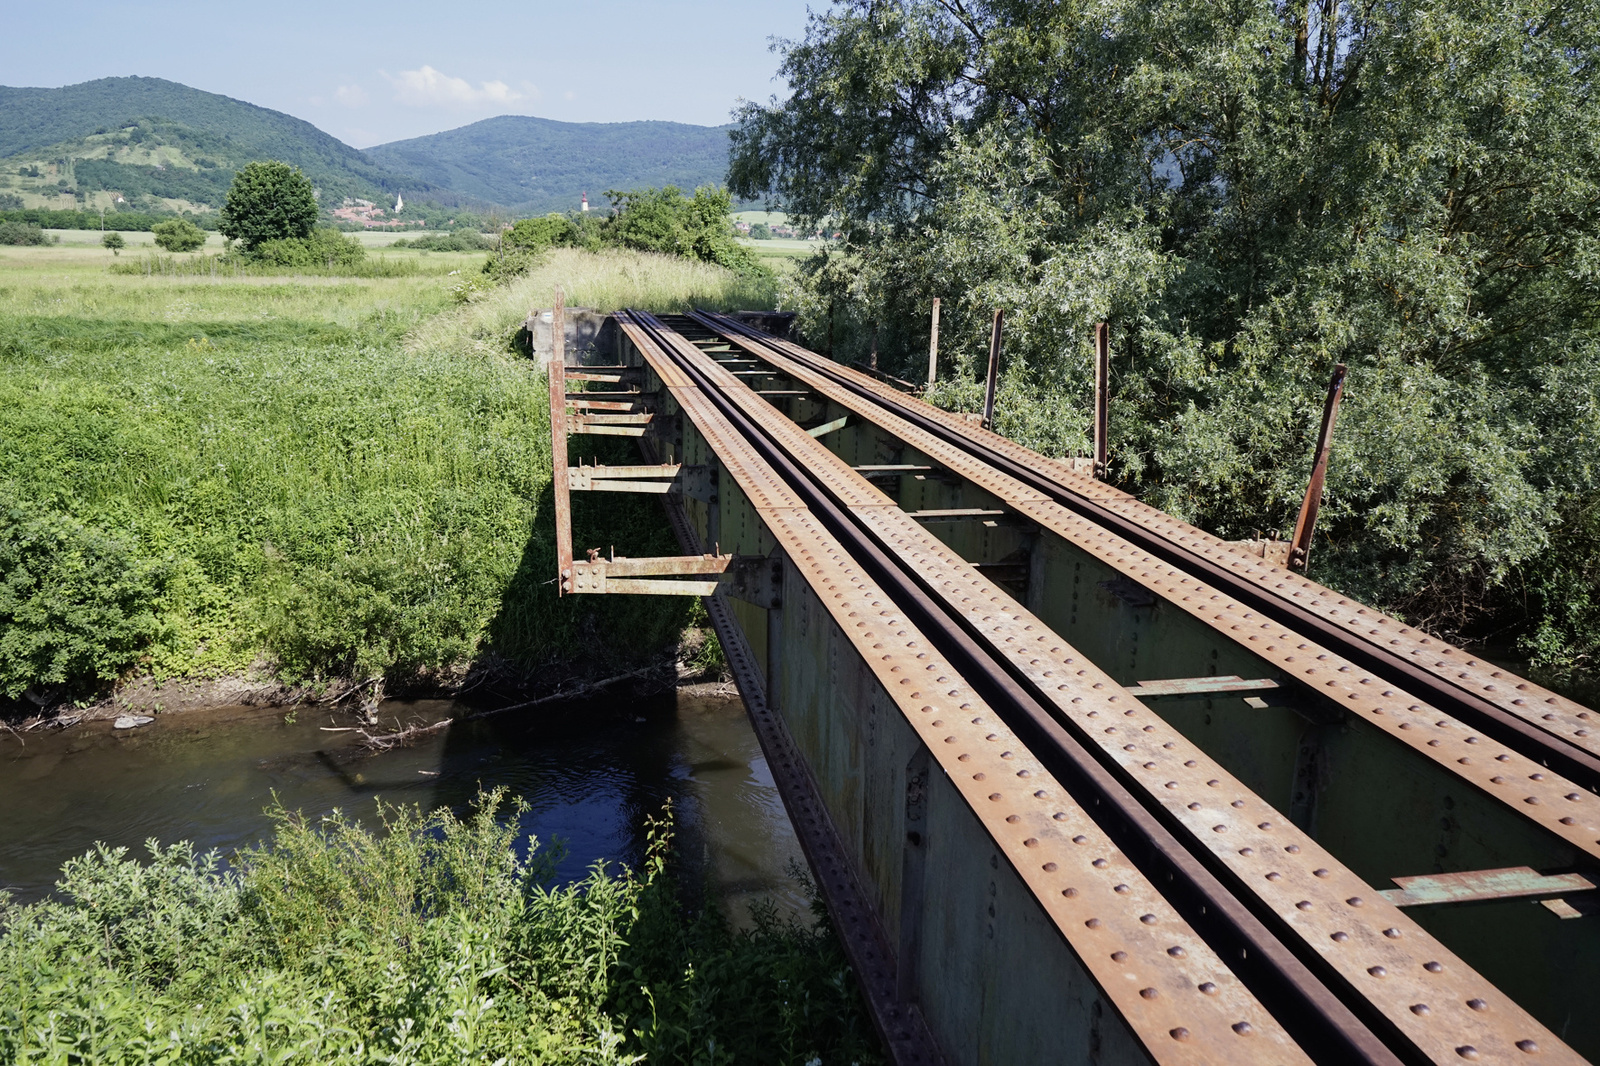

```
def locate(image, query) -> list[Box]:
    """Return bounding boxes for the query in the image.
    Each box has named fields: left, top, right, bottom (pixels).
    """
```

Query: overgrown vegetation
left=0, top=246, right=766, bottom=705
left=733, top=0, right=1600, bottom=671
left=0, top=790, right=883, bottom=1065
left=481, top=187, right=766, bottom=285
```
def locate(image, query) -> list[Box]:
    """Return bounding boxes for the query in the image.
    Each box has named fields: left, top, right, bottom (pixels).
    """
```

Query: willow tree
left=731, top=0, right=1600, bottom=666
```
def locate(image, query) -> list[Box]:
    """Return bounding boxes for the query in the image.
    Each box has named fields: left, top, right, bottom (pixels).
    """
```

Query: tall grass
left=0, top=790, right=883, bottom=1065
left=411, top=247, right=778, bottom=358
left=0, top=248, right=746, bottom=702
left=110, top=252, right=442, bottom=279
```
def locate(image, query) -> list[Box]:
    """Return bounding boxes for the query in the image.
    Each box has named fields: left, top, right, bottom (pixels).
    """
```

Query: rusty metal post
left=1093, top=322, right=1110, bottom=479
left=982, top=309, right=1003, bottom=429
left=869, top=324, right=879, bottom=371
left=550, top=288, right=573, bottom=595
left=926, top=298, right=940, bottom=389
left=1287, top=363, right=1348, bottom=572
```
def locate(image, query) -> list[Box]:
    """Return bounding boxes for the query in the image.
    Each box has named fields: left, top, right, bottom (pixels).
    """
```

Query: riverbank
left=0, top=689, right=883, bottom=1064
left=0, top=243, right=764, bottom=721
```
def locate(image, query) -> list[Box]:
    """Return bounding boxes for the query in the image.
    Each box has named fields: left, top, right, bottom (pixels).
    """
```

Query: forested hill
left=0, top=77, right=434, bottom=208
left=364, top=115, right=734, bottom=215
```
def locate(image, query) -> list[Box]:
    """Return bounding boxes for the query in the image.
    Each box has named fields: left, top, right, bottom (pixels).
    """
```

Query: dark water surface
left=0, top=690, right=806, bottom=916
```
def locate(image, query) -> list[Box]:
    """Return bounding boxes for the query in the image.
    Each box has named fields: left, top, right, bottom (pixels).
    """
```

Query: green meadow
left=0, top=240, right=774, bottom=703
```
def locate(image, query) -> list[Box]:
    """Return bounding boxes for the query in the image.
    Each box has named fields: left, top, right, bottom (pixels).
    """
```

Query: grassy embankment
left=0, top=789, right=883, bottom=1064
left=0, top=241, right=774, bottom=708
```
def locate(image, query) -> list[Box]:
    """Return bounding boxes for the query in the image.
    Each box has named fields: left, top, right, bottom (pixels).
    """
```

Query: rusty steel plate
left=847, top=505, right=1579, bottom=1066
left=759, top=504, right=1311, bottom=1065
left=704, top=311, right=1598, bottom=761
left=631, top=316, right=1310, bottom=1063
left=1009, top=498, right=1600, bottom=862
left=679, top=315, right=1600, bottom=860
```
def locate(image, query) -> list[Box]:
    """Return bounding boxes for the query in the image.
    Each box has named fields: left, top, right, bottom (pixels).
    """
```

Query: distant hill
left=365, top=115, right=734, bottom=215
left=0, top=77, right=438, bottom=216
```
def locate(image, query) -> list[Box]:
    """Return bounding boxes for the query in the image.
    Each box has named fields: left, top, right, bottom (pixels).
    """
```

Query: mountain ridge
left=364, top=114, right=735, bottom=215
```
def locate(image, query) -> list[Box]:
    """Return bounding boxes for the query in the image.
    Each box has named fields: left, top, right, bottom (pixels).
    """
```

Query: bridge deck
left=539, top=299, right=1597, bottom=1066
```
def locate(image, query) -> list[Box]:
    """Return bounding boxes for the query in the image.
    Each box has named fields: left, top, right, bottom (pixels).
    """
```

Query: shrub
left=249, top=227, right=366, bottom=268
left=100, top=231, right=125, bottom=253
left=604, top=185, right=765, bottom=276
left=0, top=790, right=885, bottom=1066
left=0, top=510, right=169, bottom=700
left=151, top=217, right=207, bottom=252
left=0, top=220, right=49, bottom=245
left=505, top=214, right=579, bottom=252
left=393, top=231, right=494, bottom=251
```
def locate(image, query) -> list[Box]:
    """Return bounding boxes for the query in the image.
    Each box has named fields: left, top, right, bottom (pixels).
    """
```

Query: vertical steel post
left=1093, top=322, right=1110, bottom=479
left=870, top=324, right=878, bottom=370
left=550, top=289, right=573, bottom=595
left=1287, top=362, right=1348, bottom=572
left=926, top=297, right=940, bottom=389
left=982, top=309, right=1003, bottom=429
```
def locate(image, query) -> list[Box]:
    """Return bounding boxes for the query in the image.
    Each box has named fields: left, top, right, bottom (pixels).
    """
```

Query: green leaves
left=218, top=161, right=318, bottom=251
left=0, top=510, right=170, bottom=700
left=0, top=791, right=883, bottom=1065
left=738, top=0, right=1600, bottom=667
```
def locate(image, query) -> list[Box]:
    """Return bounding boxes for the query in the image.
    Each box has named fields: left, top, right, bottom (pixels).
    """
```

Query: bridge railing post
left=550, top=288, right=573, bottom=594
left=982, top=309, right=1003, bottom=430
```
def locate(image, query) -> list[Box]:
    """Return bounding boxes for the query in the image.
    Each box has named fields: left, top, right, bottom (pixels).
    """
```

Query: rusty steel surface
left=1286, top=364, right=1347, bottom=572
left=704, top=311, right=1599, bottom=767
left=620, top=311, right=1313, bottom=1066
left=655, top=315, right=1579, bottom=1066
left=656, top=493, right=945, bottom=1065
left=690, top=311, right=1600, bottom=861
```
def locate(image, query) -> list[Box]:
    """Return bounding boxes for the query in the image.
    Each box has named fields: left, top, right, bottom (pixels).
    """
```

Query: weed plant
left=0, top=789, right=884, bottom=1065
left=0, top=247, right=766, bottom=702
left=110, top=251, right=433, bottom=279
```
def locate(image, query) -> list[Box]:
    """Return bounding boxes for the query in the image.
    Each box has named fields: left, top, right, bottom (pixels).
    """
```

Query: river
left=0, top=689, right=808, bottom=918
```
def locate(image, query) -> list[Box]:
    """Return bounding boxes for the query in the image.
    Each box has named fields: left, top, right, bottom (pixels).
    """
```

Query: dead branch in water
left=358, top=665, right=663, bottom=751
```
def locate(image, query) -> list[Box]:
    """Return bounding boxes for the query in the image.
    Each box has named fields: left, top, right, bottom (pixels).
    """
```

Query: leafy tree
left=732, top=0, right=1600, bottom=667
left=750, top=222, right=772, bottom=240
left=100, top=230, right=124, bottom=253
left=505, top=213, right=579, bottom=252
left=218, top=160, right=317, bottom=250
left=604, top=185, right=764, bottom=274
left=150, top=217, right=206, bottom=252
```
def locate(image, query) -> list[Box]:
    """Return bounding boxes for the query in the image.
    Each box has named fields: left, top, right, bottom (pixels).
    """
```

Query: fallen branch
left=358, top=665, right=663, bottom=751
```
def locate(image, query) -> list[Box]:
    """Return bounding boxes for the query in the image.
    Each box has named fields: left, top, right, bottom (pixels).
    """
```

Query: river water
left=0, top=690, right=807, bottom=917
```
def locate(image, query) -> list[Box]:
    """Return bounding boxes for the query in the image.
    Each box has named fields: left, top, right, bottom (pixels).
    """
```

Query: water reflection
left=0, top=691, right=807, bottom=921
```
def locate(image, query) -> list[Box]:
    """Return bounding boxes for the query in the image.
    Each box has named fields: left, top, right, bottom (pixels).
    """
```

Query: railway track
left=605, top=309, right=1592, bottom=1065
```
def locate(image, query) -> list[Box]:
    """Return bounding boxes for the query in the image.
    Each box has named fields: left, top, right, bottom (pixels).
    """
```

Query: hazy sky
left=1, top=0, right=816, bottom=147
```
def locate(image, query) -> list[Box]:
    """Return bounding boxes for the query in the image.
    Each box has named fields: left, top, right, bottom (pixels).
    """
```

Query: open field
left=0, top=243, right=770, bottom=704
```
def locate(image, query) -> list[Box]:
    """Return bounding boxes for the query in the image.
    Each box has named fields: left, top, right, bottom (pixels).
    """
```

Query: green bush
left=603, top=185, right=764, bottom=276
left=0, top=510, right=170, bottom=700
left=0, top=790, right=884, bottom=1066
left=391, top=231, right=494, bottom=251
left=249, top=227, right=366, bottom=268
left=151, top=217, right=207, bottom=252
left=0, top=220, right=50, bottom=245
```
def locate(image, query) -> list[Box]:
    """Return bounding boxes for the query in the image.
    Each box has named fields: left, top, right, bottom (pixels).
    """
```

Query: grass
left=0, top=243, right=770, bottom=704
left=0, top=789, right=884, bottom=1065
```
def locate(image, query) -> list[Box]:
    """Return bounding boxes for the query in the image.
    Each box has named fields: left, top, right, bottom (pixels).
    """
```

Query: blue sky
left=1, top=1, right=816, bottom=147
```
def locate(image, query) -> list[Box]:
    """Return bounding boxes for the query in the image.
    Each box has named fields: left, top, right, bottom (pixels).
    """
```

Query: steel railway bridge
left=537, top=298, right=1600, bottom=1066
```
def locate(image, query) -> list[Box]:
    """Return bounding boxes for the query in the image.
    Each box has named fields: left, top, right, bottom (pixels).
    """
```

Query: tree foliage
left=604, top=185, right=764, bottom=275
left=218, top=160, right=318, bottom=250
left=732, top=0, right=1600, bottom=667
left=151, top=217, right=206, bottom=252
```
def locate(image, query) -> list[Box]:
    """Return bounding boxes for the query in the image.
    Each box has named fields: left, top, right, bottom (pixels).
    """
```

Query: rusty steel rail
left=616, top=311, right=1320, bottom=1065
left=640, top=312, right=1582, bottom=1065
left=696, top=310, right=1599, bottom=772
left=688, top=310, right=1600, bottom=855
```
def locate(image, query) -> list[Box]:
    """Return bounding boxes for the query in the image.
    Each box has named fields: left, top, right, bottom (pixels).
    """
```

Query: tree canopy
left=219, top=161, right=318, bottom=250
left=731, top=0, right=1600, bottom=667
left=151, top=218, right=206, bottom=252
